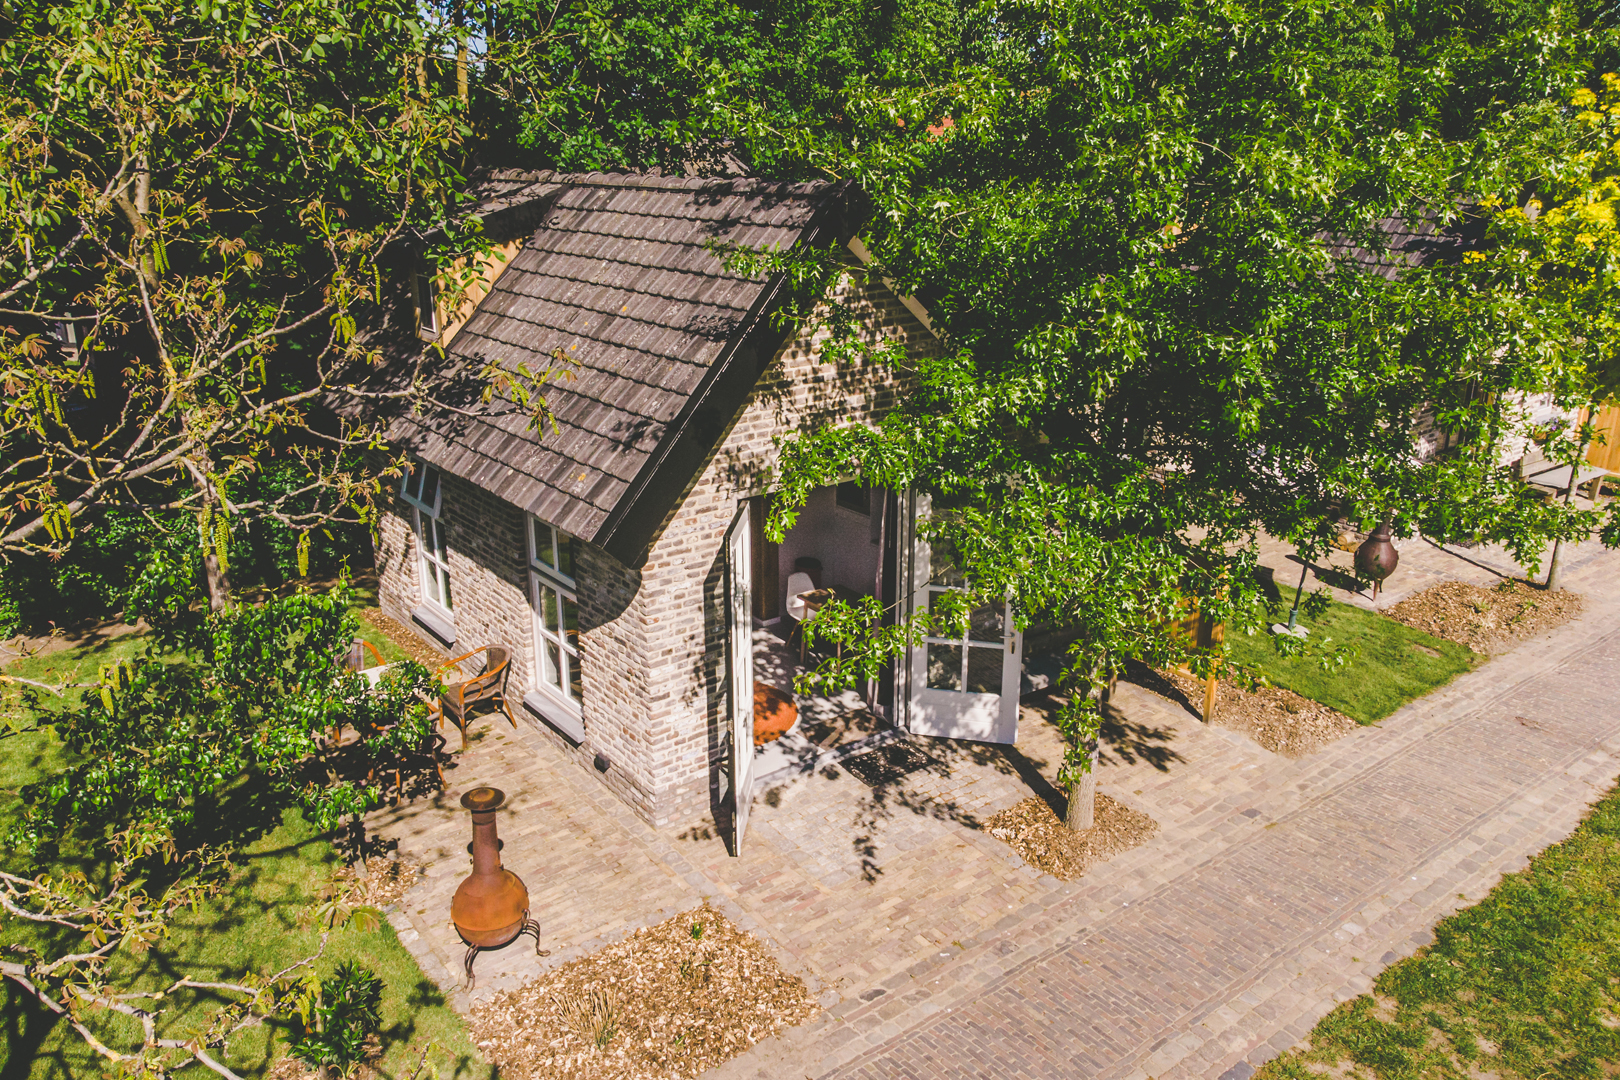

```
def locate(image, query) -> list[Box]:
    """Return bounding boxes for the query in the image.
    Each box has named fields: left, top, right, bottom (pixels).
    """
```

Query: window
left=923, top=590, right=1007, bottom=694
left=528, top=516, right=582, bottom=707
left=47, top=320, right=79, bottom=353
left=836, top=481, right=871, bottom=515
left=413, top=272, right=439, bottom=337
left=402, top=462, right=451, bottom=613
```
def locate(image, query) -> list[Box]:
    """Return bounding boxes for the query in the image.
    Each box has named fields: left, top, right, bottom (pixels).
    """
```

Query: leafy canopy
left=0, top=0, right=483, bottom=595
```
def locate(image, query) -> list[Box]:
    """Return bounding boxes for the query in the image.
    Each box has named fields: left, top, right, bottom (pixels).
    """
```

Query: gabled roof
left=362, top=170, right=864, bottom=567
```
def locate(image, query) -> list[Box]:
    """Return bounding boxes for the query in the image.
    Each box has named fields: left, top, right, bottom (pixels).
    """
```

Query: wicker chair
left=432, top=646, right=518, bottom=750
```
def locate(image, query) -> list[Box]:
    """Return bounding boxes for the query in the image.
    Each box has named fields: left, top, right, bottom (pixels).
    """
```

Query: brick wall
left=372, top=273, right=935, bottom=829
left=373, top=462, right=660, bottom=818
left=632, top=274, right=934, bottom=828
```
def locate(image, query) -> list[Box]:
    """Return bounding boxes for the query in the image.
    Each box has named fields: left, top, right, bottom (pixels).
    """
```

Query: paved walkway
left=371, top=532, right=1620, bottom=1080
left=713, top=541, right=1620, bottom=1079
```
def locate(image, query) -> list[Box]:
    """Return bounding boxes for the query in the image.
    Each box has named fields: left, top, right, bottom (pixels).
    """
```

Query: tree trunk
left=203, top=552, right=232, bottom=612
left=1063, top=664, right=1111, bottom=831
left=1065, top=737, right=1100, bottom=831
left=1545, top=411, right=1594, bottom=592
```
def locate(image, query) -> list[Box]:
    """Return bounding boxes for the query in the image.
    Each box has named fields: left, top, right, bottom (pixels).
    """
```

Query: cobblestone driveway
left=715, top=540, right=1620, bottom=1079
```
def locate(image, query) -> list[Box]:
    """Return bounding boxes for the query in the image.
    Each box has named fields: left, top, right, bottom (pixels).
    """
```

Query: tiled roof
left=1320, top=208, right=1486, bottom=280
left=366, top=170, right=860, bottom=565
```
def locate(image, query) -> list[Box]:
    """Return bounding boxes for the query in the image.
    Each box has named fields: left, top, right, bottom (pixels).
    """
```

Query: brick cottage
left=351, top=170, right=1029, bottom=853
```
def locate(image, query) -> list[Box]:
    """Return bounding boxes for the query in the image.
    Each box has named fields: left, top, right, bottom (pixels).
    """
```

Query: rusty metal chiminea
left=1355, top=516, right=1401, bottom=601
left=451, top=787, right=542, bottom=988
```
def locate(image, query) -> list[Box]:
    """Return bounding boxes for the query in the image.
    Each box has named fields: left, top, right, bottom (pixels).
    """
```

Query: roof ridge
left=474, top=166, right=830, bottom=195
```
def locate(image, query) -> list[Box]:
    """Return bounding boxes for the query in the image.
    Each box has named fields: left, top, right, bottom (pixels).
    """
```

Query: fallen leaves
left=330, top=854, right=423, bottom=907
left=469, top=903, right=818, bottom=1080
left=1160, top=668, right=1359, bottom=757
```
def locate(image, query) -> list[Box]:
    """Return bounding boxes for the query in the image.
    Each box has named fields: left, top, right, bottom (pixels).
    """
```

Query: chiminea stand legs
left=461, top=910, right=544, bottom=989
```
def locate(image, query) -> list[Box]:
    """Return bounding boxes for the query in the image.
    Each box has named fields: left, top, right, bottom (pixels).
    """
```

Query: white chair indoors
left=784, top=570, right=819, bottom=662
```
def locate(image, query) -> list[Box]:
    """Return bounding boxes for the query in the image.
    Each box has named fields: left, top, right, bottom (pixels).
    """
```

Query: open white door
left=725, top=501, right=755, bottom=856
left=906, top=494, right=1022, bottom=743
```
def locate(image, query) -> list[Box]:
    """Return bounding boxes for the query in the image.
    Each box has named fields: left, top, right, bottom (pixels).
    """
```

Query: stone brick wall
left=372, top=460, right=660, bottom=818
left=372, top=272, right=935, bottom=829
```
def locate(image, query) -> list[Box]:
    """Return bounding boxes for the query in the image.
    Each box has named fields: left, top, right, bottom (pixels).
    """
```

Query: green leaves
left=289, top=961, right=386, bottom=1078
left=7, top=582, right=435, bottom=861
left=674, top=0, right=1620, bottom=811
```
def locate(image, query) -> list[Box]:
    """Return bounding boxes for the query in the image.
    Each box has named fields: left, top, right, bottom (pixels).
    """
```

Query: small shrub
left=289, top=962, right=385, bottom=1079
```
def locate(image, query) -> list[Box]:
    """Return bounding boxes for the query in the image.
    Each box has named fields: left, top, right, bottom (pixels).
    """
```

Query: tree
left=0, top=0, right=485, bottom=611
left=1454, top=73, right=1620, bottom=586
left=0, top=583, right=440, bottom=1078
left=687, top=0, right=1620, bottom=828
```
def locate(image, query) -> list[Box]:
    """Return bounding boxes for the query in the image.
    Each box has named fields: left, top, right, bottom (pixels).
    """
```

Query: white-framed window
left=47, top=319, right=79, bottom=353
left=413, top=272, right=439, bottom=337
left=527, top=516, right=582, bottom=708
left=402, top=462, right=452, bottom=613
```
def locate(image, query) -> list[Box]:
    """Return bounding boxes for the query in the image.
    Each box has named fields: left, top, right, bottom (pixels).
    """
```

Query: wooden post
left=1197, top=616, right=1225, bottom=724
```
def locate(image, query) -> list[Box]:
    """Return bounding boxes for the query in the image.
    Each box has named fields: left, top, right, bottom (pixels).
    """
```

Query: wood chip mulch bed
left=470, top=903, right=819, bottom=1080
left=330, top=854, right=424, bottom=907
left=1383, top=580, right=1583, bottom=654
left=358, top=606, right=450, bottom=667
left=1159, top=668, right=1359, bottom=757
left=985, top=794, right=1157, bottom=880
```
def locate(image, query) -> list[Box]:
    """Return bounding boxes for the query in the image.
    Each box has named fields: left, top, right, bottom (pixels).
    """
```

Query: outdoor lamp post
left=450, top=786, right=542, bottom=989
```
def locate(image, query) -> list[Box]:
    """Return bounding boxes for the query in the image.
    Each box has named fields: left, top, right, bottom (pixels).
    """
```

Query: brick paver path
left=713, top=543, right=1620, bottom=1080
left=370, top=532, right=1619, bottom=1080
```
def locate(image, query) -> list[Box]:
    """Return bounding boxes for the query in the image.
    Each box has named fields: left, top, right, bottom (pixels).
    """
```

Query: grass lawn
left=1257, top=780, right=1620, bottom=1079
left=0, top=608, right=487, bottom=1080
left=1224, top=599, right=1477, bottom=724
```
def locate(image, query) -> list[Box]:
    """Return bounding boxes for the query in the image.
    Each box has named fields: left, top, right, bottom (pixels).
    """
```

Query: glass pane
left=927, top=643, right=963, bottom=691
left=531, top=518, right=553, bottom=569
left=542, top=638, right=560, bottom=688
left=403, top=465, right=419, bottom=501
left=422, top=467, right=440, bottom=509
left=928, top=589, right=967, bottom=640
left=555, top=531, right=575, bottom=579
left=422, top=559, right=440, bottom=606
left=561, top=592, right=579, bottom=652
left=968, top=600, right=1004, bottom=643
left=541, top=587, right=559, bottom=633
left=836, top=481, right=870, bottom=514
left=966, top=645, right=1002, bottom=694
left=440, top=567, right=452, bottom=610
left=928, top=534, right=967, bottom=587
left=568, top=652, right=583, bottom=703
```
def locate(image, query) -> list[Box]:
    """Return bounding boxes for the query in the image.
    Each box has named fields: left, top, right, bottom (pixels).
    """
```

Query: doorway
left=749, top=483, right=896, bottom=785
left=725, top=487, right=1026, bottom=855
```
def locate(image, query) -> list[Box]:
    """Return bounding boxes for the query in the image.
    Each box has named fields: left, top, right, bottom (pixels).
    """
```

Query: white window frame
left=413, top=271, right=439, bottom=338
left=47, top=319, right=79, bottom=353
left=527, top=516, right=582, bottom=712
left=920, top=587, right=1008, bottom=694
left=401, top=462, right=452, bottom=615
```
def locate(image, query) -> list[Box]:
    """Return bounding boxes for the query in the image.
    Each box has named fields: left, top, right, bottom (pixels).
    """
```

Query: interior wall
left=776, top=485, right=882, bottom=613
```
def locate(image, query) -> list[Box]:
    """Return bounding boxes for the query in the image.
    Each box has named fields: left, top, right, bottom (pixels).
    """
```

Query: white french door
left=724, top=501, right=756, bottom=856
left=905, top=493, right=1022, bottom=743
